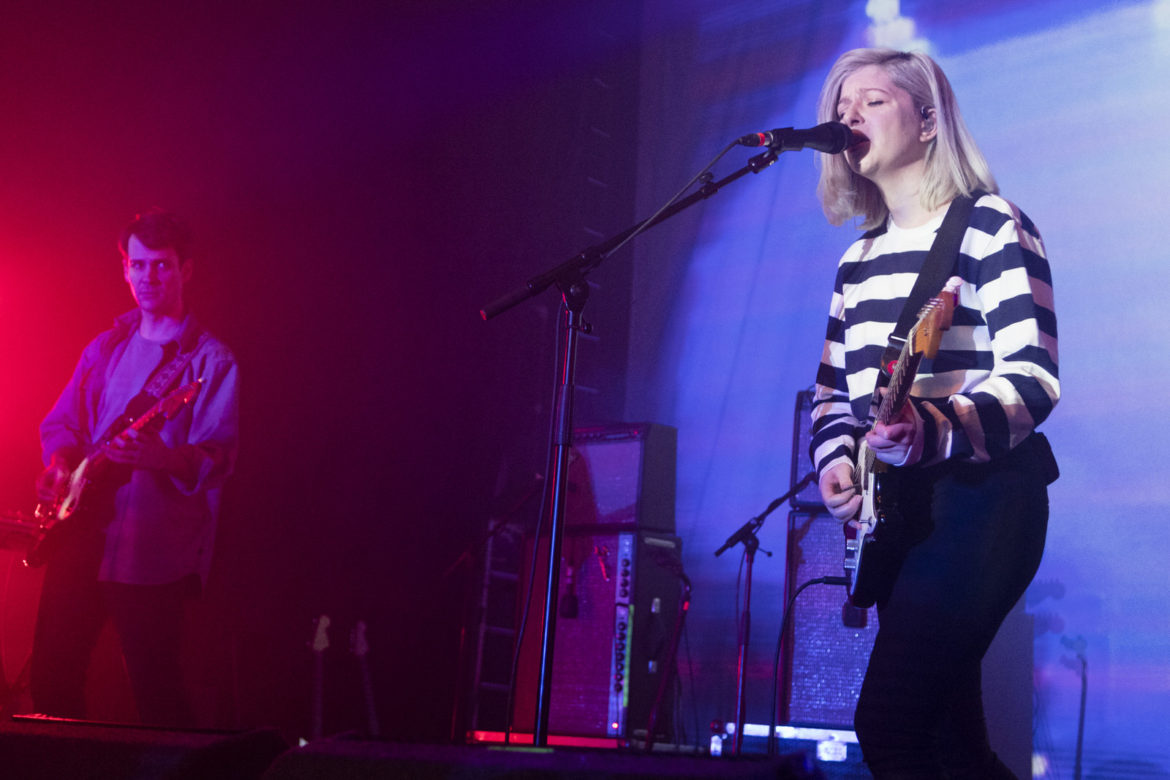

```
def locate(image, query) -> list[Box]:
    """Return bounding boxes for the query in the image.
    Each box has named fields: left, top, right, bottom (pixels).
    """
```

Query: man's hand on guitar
left=106, top=429, right=185, bottom=474
left=819, top=463, right=861, bottom=523
left=865, top=389, right=923, bottom=467
left=35, top=456, right=70, bottom=504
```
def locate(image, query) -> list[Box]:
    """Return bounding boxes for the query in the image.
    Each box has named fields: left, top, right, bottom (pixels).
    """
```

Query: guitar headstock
left=310, top=614, right=331, bottom=654
left=910, top=292, right=956, bottom=359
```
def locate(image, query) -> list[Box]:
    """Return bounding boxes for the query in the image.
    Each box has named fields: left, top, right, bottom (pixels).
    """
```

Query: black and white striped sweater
left=809, top=193, right=1059, bottom=480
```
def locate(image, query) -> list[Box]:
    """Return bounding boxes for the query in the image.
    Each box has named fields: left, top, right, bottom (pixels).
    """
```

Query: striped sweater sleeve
left=912, top=198, right=1059, bottom=465
left=809, top=257, right=865, bottom=480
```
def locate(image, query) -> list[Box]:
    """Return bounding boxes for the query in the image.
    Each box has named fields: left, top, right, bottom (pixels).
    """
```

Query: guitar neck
left=876, top=292, right=954, bottom=427
left=92, top=379, right=202, bottom=461
left=877, top=344, right=922, bottom=424
left=88, top=407, right=167, bottom=470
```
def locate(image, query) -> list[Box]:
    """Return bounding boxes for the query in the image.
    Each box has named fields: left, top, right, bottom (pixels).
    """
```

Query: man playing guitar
left=31, top=208, right=239, bottom=727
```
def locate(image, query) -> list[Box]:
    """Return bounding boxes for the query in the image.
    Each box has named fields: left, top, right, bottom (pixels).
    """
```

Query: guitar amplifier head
left=790, top=390, right=825, bottom=510
left=566, top=423, right=676, bottom=533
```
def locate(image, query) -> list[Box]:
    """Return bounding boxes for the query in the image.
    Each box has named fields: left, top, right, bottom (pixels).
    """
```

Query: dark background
left=0, top=0, right=640, bottom=742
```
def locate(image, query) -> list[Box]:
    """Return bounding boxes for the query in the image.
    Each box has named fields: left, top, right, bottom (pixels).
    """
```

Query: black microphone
left=738, top=122, right=857, bottom=154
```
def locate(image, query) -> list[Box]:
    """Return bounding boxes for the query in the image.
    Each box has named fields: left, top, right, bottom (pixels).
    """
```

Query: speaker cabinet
left=512, top=529, right=683, bottom=742
left=781, top=510, right=877, bottom=728
left=780, top=514, right=1033, bottom=778
left=789, top=391, right=826, bottom=510
left=783, top=391, right=875, bottom=728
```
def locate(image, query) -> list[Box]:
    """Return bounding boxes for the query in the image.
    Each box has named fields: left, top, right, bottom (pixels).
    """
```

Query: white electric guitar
left=845, top=291, right=954, bottom=608
left=26, top=379, right=203, bottom=567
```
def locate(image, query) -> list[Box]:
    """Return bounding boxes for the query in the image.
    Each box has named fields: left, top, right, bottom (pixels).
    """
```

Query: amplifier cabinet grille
left=512, top=529, right=682, bottom=742
left=782, top=510, right=877, bottom=728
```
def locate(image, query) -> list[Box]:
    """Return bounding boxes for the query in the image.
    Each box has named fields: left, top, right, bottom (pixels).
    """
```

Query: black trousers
left=854, top=434, right=1051, bottom=779
left=29, top=528, right=198, bottom=727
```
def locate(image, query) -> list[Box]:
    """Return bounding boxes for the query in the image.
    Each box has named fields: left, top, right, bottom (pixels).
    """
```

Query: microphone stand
left=481, top=147, right=779, bottom=747
left=714, top=471, right=815, bottom=755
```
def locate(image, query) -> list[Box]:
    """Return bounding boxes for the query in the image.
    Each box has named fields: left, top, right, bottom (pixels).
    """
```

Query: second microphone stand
left=714, top=471, right=814, bottom=755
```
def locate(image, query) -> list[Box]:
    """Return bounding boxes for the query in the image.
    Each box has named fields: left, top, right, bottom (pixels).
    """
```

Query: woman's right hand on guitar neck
left=819, top=462, right=861, bottom=523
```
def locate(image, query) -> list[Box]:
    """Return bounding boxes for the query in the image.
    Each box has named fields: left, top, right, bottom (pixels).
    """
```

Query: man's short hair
left=118, top=208, right=192, bottom=261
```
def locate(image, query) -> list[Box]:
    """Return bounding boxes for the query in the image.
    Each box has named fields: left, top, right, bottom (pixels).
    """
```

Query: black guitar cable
left=766, top=574, right=850, bottom=757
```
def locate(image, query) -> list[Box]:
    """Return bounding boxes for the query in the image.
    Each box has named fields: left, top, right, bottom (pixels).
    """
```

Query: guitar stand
left=307, top=616, right=382, bottom=743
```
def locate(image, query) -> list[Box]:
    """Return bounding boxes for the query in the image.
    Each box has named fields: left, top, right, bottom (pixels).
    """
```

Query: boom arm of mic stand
left=479, top=150, right=778, bottom=321
left=713, top=471, right=815, bottom=557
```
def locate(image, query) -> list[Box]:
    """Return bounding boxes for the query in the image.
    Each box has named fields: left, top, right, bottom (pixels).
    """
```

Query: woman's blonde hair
left=815, top=49, right=997, bottom=229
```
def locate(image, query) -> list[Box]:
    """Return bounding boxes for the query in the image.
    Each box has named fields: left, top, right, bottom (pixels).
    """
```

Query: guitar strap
left=123, top=324, right=209, bottom=420
left=878, top=191, right=984, bottom=379
left=146, top=332, right=207, bottom=397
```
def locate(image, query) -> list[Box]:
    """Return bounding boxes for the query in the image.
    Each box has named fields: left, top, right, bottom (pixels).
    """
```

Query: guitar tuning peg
left=309, top=615, right=331, bottom=652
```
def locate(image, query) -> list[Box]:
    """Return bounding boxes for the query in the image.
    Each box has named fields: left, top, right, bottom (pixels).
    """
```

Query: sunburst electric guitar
left=26, top=379, right=203, bottom=567
left=845, top=292, right=955, bottom=609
